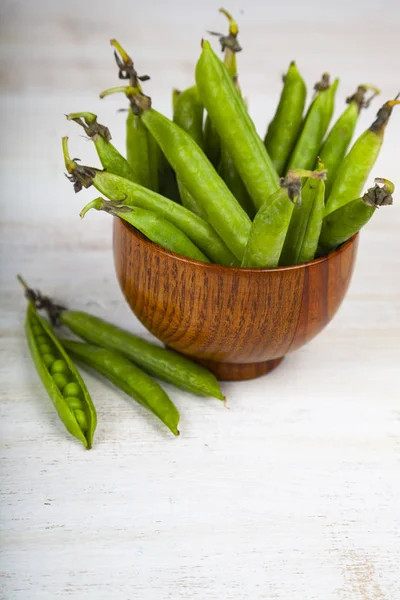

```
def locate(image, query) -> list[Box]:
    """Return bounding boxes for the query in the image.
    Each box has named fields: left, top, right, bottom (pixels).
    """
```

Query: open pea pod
left=22, top=285, right=97, bottom=449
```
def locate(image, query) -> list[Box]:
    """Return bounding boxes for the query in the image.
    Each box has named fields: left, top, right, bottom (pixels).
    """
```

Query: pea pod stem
left=66, top=112, right=137, bottom=182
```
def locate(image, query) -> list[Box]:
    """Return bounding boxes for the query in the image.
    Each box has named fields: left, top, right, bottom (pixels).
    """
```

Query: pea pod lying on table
left=18, top=277, right=97, bottom=449
left=62, top=137, right=238, bottom=266
left=81, top=197, right=210, bottom=263
left=286, top=73, right=339, bottom=171
left=319, top=178, right=394, bottom=254
left=61, top=340, right=180, bottom=436
left=38, top=299, right=225, bottom=401
left=242, top=168, right=327, bottom=269
left=325, top=97, right=400, bottom=216
left=264, top=61, right=307, bottom=176
left=319, top=84, right=380, bottom=196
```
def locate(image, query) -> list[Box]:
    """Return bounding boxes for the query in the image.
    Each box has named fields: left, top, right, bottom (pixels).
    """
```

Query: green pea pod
left=196, top=40, right=279, bottom=212
left=172, top=86, right=207, bottom=218
left=319, top=85, right=380, bottom=196
left=325, top=98, right=400, bottom=216
left=215, top=9, right=254, bottom=218
left=66, top=112, right=136, bottom=182
left=218, top=145, right=255, bottom=218
left=19, top=281, right=97, bottom=449
left=242, top=169, right=326, bottom=268
left=204, top=114, right=221, bottom=167
left=61, top=340, right=180, bottom=436
left=177, top=182, right=207, bottom=219
left=287, top=75, right=339, bottom=171
left=125, top=109, right=154, bottom=189
left=264, top=61, right=307, bottom=176
left=173, top=86, right=204, bottom=148
left=147, top=130, right=160, bottom=193
left=319, top=178, right=394, bottom=254
left=138, top=108, right=252, bottom=261
left=47, top=309, right=225, bottom=400
left=81, top=198, right=210, bottom=263
left=280, top=161, right=326, bottom=266
left=62, top=138, right=238, bottom=266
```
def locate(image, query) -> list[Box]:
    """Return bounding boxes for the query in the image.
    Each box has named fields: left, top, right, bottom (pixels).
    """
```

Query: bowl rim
left=116, top=217, right=358, bottom=273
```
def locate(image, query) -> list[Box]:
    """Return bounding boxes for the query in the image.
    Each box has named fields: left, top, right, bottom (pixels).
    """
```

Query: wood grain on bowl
left=114, top=218, right=358, bottom=380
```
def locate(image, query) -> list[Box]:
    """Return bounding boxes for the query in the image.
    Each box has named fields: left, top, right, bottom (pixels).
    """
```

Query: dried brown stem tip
left=363, top=178, right=394, bottom=207
left=110, top=39, right=150, bottom=88
left=314, top=73, right=330, bottom=92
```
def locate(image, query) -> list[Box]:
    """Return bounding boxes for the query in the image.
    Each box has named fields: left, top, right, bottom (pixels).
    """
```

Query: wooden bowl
left=113, top=218, right=358, bottom=381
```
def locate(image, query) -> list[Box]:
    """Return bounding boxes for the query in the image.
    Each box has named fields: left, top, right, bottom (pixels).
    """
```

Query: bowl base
left=195, top=356, right=285, bottom=381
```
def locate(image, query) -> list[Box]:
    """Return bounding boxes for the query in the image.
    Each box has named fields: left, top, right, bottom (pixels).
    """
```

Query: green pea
left=65, top=396, right=83, bottom=410
left=42, top=353, right=56, bottom=368
left=74, top=409, right=87, bottom=433
left=53, top=373, right=70, bottom=390
left=35, top=335, right=49, bottom=346
left=38, top=343, right=53, bottom=355
left=63, top=382, right=82, bottom=398
left=51, top=359, right=69, bottom=375
left=32, top=325, right=43, bottom=336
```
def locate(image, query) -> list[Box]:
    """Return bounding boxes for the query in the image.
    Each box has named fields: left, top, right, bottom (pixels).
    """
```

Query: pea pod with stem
left=203, top=7, right=241, bottom=168
left=325, top=97, right=400, bottom=216
left=319, top=178, right=394, bottom=254
left=38, top=299, right=225, bottom=401
left=214, top=9, right=255, bottom=218
left=279, top=160, right=326, bottom=266
left=286, top=74, right=339, bottom=172
left=18, top=277, right=97, bottom=449
left=196, top=40, right=279, bottom=212
left=62, top=137, right=238, bottom=266
left=264, top=61, right=307, bottom=176
left=61, top=340, right=180, bottom=436
left=102, top=40, right=158, bottom=191
left=81, top=197, right=210, bottom=263
left=172, top=85, right=207, bottom=218
left=66, top=112, right=136, bottom=182
left=319, top=84, right=380, bottom=196
left=242, top=169, right=327, bottom=269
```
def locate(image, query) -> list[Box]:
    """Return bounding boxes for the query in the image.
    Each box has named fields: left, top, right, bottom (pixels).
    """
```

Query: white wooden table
left=1, top=1, right=400, bottom=598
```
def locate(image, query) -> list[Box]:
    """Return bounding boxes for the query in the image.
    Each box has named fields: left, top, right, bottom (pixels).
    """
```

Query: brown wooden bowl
left=113, top=218, right=358, bottom=381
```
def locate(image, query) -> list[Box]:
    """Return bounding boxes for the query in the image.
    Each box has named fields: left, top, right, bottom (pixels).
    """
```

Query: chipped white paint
left=1, top=1, right=400, bottom=598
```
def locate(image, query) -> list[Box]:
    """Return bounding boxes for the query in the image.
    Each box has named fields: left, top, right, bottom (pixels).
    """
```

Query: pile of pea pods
left=20, top=277, right=225, bottom=448
left=63, top=8, right=396, bottom=268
